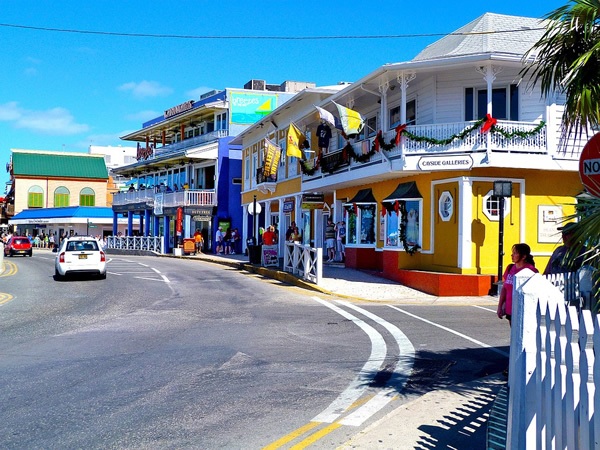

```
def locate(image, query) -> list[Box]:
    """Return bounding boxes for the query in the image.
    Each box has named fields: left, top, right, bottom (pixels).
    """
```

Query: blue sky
left=0, top=0, right=567, bottom=192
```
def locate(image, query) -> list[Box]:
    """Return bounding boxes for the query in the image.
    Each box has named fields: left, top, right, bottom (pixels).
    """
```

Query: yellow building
left=235, top=13, right=586, bottom=296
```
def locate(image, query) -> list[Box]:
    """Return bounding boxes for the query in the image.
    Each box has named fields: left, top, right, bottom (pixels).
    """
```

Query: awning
left=346, top=188, right=377, bottom=204
left=382, top=181, right=422, bottom=211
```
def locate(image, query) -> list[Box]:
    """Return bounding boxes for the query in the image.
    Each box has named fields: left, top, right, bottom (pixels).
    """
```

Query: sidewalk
left=171, top=251, right=507, bottom=448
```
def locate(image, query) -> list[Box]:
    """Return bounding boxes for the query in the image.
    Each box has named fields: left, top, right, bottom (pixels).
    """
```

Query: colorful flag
left=333, top=101, right=364, bottom=137
left=263, top=139, right=281, bottom=178
left=314, top=105, right=343, bottom=131
left=287, top=123, right=305, bottom=158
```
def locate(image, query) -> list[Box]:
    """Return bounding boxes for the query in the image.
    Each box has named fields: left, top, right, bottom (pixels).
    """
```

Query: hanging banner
left=263, top=139, right=281, bottom=178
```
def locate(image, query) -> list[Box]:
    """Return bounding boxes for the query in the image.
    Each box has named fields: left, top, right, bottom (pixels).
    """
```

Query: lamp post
left=493, top=180, right=512, bottom=296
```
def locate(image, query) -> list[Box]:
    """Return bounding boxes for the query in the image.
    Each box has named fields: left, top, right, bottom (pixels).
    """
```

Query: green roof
left=12, top=151, right=108, bottom=179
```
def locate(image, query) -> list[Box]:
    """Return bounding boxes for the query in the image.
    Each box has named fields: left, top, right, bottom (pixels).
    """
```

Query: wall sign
left=418, top=155, right=473, bottom=171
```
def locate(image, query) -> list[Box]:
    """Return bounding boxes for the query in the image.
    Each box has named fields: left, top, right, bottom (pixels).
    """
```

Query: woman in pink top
left=497, top=243, right=538, bottom=325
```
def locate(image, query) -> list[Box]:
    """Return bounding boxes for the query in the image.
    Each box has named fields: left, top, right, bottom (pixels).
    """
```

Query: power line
left=0, top=22, right=546, bottom=40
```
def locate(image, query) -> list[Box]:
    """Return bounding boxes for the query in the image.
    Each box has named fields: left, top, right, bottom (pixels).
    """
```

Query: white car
left=54, top=236, right=107, bottom=280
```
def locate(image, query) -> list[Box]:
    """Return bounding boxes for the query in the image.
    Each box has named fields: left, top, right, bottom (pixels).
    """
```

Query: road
left=0, top=251, right=509, bottom=449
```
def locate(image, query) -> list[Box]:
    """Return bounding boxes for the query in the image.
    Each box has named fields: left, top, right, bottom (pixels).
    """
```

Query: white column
left=278, top=198, right=285, bottom=255
left=379, top=80, right=389, bottom=134
left=397, top=71, right=416, bottom=159
left=476, top=64, right=503, bottom=157
left=457, top=177, right=473, bottom=269
left=242, top=204, right=249, bottom=251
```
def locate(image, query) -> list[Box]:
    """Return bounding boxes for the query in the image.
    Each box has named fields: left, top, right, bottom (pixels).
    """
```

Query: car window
left=65, top=240, right=99, bottom=251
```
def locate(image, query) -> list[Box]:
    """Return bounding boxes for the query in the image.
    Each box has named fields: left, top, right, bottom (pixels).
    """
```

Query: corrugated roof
left=413, top=13, right=547, bottom=62
left=12, top=150, right=109, bottom=179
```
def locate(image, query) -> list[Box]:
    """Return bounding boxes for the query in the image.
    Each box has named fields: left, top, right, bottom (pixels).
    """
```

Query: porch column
left=265, top=201, right=272, bottom=227
left=139, top=213, right=144, bottom=235
left=112, top=211, right=118, bottom=236
left=476, top=64, right=502, bottom=157
left=163, top=216, right=170, bottom=253
left=242, top=204, right=249, bottom=252
left=144, top=209, right=151, bottom=236
left=127, top=213, right=133, bottom=236
left=378, top=80, right=390, bottom=135
left=278, top=198, right=285, bottom=255
left=397, top=71, right=416, bottom=158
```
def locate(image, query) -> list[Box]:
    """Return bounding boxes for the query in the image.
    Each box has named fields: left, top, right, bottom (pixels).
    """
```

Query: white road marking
left=336, top=301, right=415, bottom=426
left=388, top=305, right=509, bottom=357
left=311, top=297, right=387, bottom=424
left=474, top=305, right=496, bottom=313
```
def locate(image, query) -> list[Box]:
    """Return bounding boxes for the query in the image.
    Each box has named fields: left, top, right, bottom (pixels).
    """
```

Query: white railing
left=507, top=269, right=599, bottom=449
left=106, top=236, right=164, bottom=253
left=112, top=189, right=216, bottom=207
left=283, top=242, right=323, bottom=285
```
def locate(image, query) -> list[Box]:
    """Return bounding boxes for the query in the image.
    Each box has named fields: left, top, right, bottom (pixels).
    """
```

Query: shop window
left=438, top=191, right=453, bottom=222
left=344, top=203, right=376, bottom=245
left=80, top=187, right=95, bottom=206
left=28, top=185, right=44, bottom=208
left=54, top=186, right=70, bottom=207
left=483, top=190, right=510, bottom=221
left=384, top=200, right=421, bottom=250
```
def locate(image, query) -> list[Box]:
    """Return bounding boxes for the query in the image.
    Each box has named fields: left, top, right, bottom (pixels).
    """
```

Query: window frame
left=343, top=203, right=377, bottom=247
left=383, top=199, right=422, bottom=251
left=28, top=185, right=44, bottom=208
left=54, top=186, right=70, bottom=207
left=79, top=187, right=96, bottom=207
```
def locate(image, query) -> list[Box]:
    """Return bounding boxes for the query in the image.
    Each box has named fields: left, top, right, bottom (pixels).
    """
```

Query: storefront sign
left=580, top=133, right=600, bottom=197
left=261, top=245, right=279, bottom=267
left=164, top=100, right=194, bottom=119
left=176, top=207, right=183, bottom=236
left=538, top=205, right=563, bottom=243
left=185, top=206, right=214, bottom=216
left=301, top=193, right=324, bottom=210
left=418, top=155, right=473, bottom=171
left=192, top=215, right=211, bottom=222
left=283, top=200, right=294, bottom=213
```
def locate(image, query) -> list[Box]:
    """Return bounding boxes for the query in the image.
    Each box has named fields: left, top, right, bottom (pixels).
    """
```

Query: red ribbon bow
left=395, top=124, right=407, bottom=146
left=481, top=114, right=497, bottom=133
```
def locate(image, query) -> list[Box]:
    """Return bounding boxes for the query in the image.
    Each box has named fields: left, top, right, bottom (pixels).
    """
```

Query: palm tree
left=523, top=0, right=600, bottom=302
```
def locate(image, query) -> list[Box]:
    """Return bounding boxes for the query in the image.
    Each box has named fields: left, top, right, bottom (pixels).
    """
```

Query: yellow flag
left=263, top=139, right=281, bottom=178
left=287, top=123, right=304, bottom=158
left=333, top=101, right=364, bottom=137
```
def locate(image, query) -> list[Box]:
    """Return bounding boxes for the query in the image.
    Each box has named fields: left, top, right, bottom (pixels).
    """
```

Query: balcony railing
left=112, top=189, right=216, bottom=208
left=154, top=129, right=229, bottom=156
left=303, top=120, right=555, bottom=180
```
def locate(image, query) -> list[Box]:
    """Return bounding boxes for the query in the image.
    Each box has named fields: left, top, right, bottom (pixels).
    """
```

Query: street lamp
left=492, top=180, right=512, bottom=296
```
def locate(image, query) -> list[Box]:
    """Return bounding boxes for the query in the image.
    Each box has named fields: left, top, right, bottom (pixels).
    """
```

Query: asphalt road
left=0, top=252, right=510, bottom=449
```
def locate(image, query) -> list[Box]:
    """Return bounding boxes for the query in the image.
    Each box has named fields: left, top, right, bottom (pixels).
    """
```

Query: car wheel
left=28, top=251, right=33, bottom=257
left=99, top=272, right=107, bottom=280
left=54, top=269, right=63, bottom=281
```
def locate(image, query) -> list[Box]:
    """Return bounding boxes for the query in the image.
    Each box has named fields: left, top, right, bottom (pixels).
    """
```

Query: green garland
left=398, top=201, right=420, bottom=255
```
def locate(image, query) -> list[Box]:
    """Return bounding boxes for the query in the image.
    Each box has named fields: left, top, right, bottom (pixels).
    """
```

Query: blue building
left=112, top=79, right=314, bottom=254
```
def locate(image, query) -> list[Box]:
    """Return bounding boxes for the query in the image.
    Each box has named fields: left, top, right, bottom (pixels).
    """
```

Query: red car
left=4, top=236, right=33, bottom=257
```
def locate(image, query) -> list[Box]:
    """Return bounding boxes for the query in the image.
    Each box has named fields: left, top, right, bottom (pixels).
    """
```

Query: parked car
left=4, top=236, right=33, bottom=257
left=54, top=236, right=106, bottom=280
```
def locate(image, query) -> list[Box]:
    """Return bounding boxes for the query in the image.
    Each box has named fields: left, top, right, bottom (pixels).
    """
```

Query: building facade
left=112, top=79, right=315, bottom=254
left=2, top=149, right=130, bottom=238
left=237, top=13, right=587, bottom=296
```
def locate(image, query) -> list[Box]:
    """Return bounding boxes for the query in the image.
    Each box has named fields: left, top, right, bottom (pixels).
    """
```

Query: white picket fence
left=507, top=269, right=599, bottom=449
left=283, top=242, right=323, bottom=285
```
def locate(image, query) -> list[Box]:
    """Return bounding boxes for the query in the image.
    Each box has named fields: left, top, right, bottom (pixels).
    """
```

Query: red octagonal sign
left=580, top=132, right=600, bottom=198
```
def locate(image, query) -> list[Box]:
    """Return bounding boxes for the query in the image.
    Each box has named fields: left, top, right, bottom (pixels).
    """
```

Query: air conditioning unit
left=244, top=79, right=266, bottom=90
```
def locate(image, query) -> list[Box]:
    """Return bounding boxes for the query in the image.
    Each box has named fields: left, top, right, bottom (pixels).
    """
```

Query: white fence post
left=579, top=310, right=595, bottom=450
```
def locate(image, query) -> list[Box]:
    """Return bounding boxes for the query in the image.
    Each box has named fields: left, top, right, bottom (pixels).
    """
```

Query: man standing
left=215, top=227, right=224, bottom=254
left=544, top=222, right=586, bottom=275
left=325, top=218, right=336, bottom=262
left=193, top=228, right=204, bottom=254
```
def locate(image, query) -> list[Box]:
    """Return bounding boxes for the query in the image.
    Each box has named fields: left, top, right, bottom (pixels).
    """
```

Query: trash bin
left=248, top=244, right=262, bottom=264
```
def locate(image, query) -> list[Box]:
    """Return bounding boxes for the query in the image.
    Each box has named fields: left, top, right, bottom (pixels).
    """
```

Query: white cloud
left=125, top=110, right=160, bottom=122
left=118, top=80, right=172, bottom=99
left=0, top=102, right=89, bottom=135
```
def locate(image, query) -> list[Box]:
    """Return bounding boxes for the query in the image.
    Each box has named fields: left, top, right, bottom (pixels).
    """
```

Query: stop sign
left=579, top=132, right=600, bottom=197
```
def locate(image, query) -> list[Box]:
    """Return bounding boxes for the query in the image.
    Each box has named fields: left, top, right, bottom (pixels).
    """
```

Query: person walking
left=193, top=228, right=204, bottom=254
left=336, top=221, right=346, bottom=262
left=497, top=243, right=538, bottom=326
left=325, top=218, right=336, bottom=262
